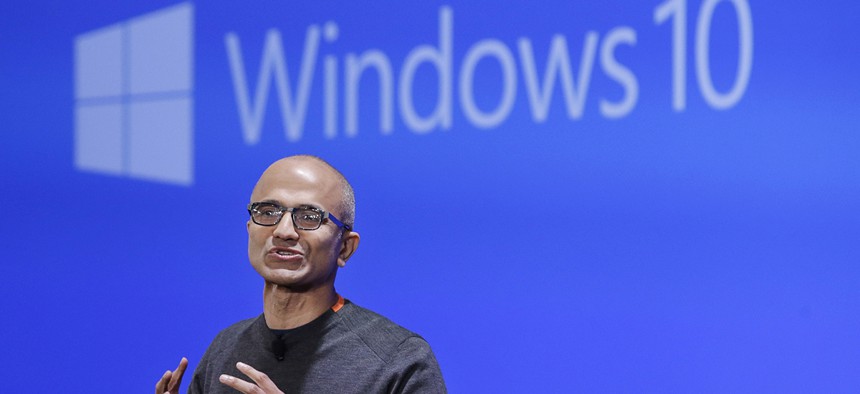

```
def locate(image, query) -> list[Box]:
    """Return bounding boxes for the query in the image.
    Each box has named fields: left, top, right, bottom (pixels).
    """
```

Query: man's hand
left=155, top=357, right=188, bottom=394
left=219, top=362, right=284, bottom=394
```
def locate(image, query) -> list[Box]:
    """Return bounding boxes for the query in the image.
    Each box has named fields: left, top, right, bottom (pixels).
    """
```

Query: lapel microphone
left=272, top=336, right=287, bottom=361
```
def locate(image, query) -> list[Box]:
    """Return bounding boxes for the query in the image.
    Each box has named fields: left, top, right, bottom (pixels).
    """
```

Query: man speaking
left=156, top=155, right=446, bottom=393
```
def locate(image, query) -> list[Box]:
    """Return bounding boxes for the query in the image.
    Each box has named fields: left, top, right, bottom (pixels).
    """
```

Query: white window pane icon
left=73, top=2, right=194, bottom=186
left=127, top=98, right=193, bottom=185
left=74, top=104, right=124, bottom=175
left=74, top=24, right=123, bottom=100
left=128, top=3, right=193, bottom=94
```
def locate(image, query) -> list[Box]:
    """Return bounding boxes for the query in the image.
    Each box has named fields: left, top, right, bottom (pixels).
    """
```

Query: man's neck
left=262, top=283, right=338, bottom=330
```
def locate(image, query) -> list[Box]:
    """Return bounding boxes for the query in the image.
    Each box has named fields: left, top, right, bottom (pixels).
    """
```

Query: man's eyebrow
left=256, top=200, right=322, bottom=210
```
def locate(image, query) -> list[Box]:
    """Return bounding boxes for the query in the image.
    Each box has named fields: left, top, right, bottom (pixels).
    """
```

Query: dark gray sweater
left=188, top=300, right=446, bottom=393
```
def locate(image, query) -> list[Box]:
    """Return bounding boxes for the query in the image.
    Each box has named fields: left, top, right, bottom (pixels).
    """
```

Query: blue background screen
left=1, top=1, right=858, bottom=391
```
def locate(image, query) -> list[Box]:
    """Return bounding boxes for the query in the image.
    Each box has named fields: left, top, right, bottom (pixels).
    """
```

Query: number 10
left=654, top=0, right=753, bottom=110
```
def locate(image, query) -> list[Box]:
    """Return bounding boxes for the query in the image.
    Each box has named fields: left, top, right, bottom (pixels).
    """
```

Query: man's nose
left=273, top=214, right=299, bottom=239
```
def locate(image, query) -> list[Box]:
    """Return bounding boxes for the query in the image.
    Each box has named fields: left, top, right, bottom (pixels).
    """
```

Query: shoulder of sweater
left=211, top=315, right=261, bottom=343
left=336, top=301, right=431, bottom=364
left=197, top=315, right=262, bottom=365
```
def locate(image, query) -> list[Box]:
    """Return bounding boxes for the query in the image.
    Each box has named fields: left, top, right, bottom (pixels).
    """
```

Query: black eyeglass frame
left=247, top=202, right=352, bottom=231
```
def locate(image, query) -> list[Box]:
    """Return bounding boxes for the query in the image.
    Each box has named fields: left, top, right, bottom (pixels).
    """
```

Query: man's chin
left=263, top=270, right=302, bottom=283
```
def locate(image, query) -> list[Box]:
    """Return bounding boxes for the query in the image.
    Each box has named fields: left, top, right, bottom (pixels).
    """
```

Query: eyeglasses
left=247, top=202, right=351, bottom=231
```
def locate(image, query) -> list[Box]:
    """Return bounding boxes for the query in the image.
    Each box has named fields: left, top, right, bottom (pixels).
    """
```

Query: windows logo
left=74, top=3, right=194, bottom=186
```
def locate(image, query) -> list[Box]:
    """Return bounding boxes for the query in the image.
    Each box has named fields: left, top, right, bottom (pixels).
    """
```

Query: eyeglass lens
left=251, top=203, right=323, bottom=229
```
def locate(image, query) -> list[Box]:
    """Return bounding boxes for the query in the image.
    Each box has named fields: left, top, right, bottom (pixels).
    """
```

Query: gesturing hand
left=155, top=357, right=188, bottom=394
left=219, top=362, right=284, bottom=394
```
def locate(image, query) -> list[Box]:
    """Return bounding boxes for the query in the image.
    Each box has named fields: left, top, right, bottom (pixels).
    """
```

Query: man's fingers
left=156, top=357, right=189, bottom=394
left=168, top=357, right=189, bottom=390
left=236, top=362, right=281, bottom=393
left=220, top=374, right=263, bottom=394
left=218, top=362, right=283, bottom=393
left=155, top=370, right=172, bottom=394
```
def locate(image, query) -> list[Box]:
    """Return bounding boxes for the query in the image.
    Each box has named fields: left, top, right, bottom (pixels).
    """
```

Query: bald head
left=252, top=155, right=356, bottom=228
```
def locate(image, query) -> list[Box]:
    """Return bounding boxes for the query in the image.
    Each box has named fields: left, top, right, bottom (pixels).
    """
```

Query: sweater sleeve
left=186, top=347, right=210, bottom=394
left=187, top=326, right=230, bottom=394
left=388, top=336, right=447, bottom=394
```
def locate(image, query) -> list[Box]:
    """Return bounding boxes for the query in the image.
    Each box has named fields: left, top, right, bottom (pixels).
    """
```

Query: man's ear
left=337, top=231, right=360, bottom=267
